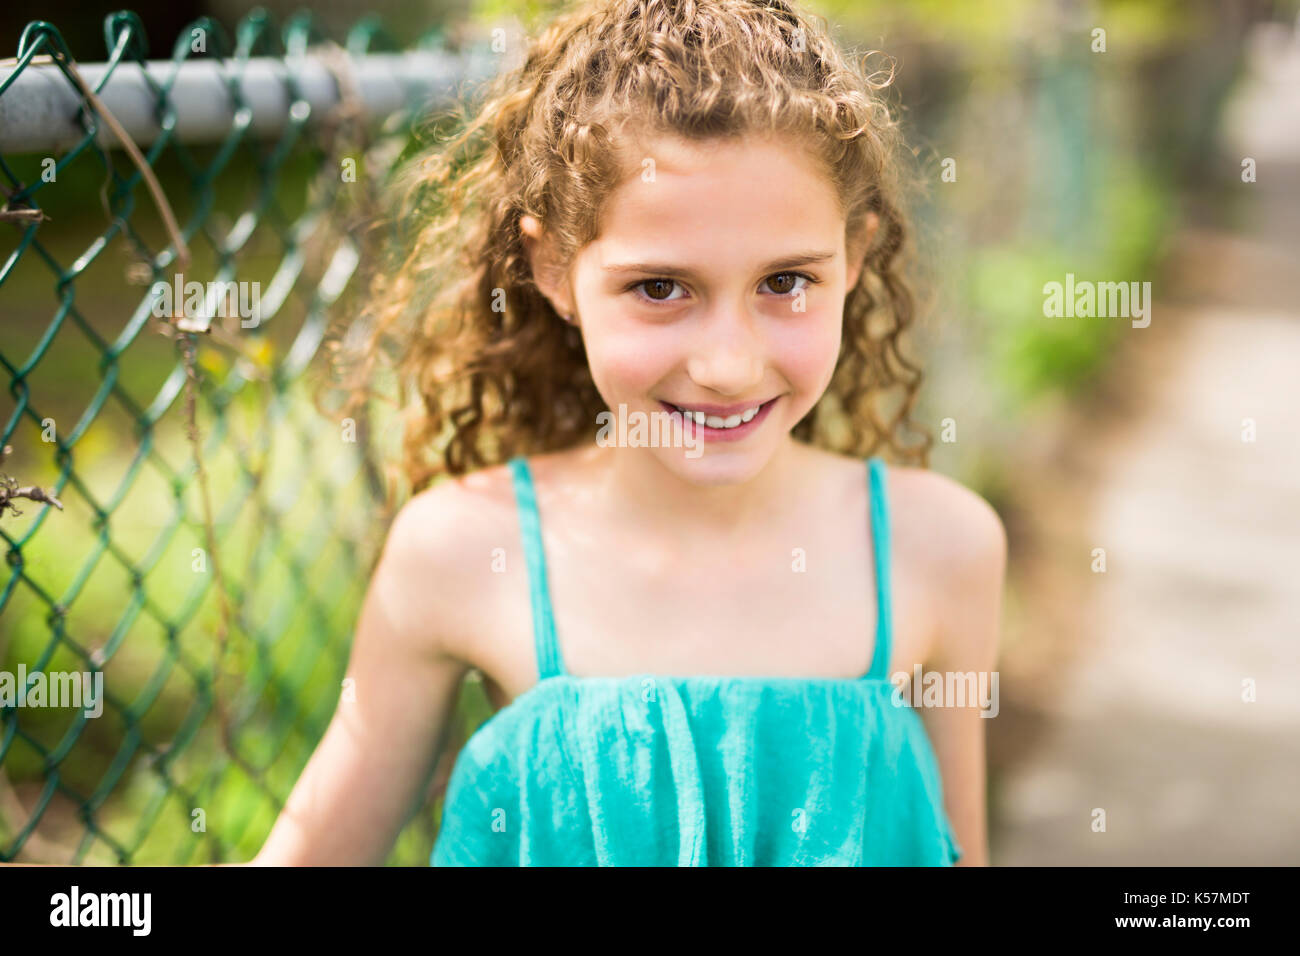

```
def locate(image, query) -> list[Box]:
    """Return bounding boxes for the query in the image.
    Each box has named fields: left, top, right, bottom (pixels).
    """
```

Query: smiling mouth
left=658, top=397, right=780, bottom=431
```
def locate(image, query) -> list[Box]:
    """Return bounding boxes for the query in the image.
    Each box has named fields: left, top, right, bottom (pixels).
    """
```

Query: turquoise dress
left=431, top=456, right=963, bottom=866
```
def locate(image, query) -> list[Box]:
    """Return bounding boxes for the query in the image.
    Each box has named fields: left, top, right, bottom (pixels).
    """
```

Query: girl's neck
left=587, top=437, right=809, bottom=541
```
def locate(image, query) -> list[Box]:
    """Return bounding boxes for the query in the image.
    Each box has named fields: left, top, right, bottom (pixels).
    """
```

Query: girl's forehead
left=596, top=135, right=844, bottom=241
left=610, top=127, right=821, bottom=178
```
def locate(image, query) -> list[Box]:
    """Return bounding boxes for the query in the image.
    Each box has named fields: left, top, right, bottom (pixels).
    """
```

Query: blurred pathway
left=992, top=21, right=1300, bottom=864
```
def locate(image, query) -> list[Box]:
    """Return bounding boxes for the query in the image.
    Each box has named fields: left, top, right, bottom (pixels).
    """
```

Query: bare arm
left=912, top=473, right=1007, bottom=867
left=252, top=489, right=471, bottom=865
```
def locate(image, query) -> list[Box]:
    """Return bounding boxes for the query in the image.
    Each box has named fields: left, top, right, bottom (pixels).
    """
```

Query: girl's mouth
left=657, top=397, right=781, bottom=443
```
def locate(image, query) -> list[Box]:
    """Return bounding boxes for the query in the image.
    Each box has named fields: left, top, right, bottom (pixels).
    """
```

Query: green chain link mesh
left=0, top=9, right=482, bottom=864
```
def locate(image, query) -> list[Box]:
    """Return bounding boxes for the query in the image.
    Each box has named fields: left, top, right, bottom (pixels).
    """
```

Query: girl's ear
left=845, top=212, right=880, bottom=290
left=520, top=214, right=576, bottom=319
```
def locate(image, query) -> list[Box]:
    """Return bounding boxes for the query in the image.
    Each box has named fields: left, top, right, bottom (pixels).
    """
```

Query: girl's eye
left=634, top=278, right=685, bottom=302
left=628, top=272, right=820, bottom=304
left=762, top=272, right=817, bottom=296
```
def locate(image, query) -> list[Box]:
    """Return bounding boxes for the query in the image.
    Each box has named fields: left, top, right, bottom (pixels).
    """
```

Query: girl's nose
left=685, top=317, right=765, bottom=394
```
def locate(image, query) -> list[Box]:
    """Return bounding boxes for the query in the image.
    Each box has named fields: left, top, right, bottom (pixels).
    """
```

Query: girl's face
left=525, top=133, right=867, bottom=487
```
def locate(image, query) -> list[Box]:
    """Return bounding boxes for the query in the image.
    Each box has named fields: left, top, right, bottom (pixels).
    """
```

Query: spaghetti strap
left=508, top=456, right=567, bottom=680
left=863, top=457, right=893, bottom=681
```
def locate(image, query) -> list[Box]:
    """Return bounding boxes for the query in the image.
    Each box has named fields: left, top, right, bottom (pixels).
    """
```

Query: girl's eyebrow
left=601, top=250, right=837, bottom=278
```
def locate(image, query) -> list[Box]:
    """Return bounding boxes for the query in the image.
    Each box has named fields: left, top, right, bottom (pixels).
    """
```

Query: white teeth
left=671, top=403, right=763, bottom=429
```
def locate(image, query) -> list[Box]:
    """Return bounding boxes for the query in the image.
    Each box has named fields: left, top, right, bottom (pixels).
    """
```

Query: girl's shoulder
left=391, top=460, right=520, bottom=555
left=882, top=461, right=1007, bottom=668
left=884, top=462, right=1008, bottom=574
left=796, top=444, right=1006, bottom=587
left=389, top=446, right=593, bottom=567
left=809, top=453, right=1004, bottom=673
left=384, top=447, right=599, bottom=669
left=802, top=445, right=1006, bottom=562
left=379, top=459, right=527, bottom=663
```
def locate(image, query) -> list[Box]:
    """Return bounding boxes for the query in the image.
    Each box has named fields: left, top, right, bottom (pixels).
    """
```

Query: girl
left=254, top=0, right=1005, bottom=866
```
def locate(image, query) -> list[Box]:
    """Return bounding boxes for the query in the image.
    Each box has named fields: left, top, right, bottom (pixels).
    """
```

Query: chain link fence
left=0, top=9, right=497, bottom=864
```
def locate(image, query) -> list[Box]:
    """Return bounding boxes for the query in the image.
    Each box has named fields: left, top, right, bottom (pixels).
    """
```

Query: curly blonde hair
left=331, top=0, right=929, bottom=498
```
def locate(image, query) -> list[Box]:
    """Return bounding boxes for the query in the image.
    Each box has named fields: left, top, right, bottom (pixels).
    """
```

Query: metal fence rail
left=0, top=9, right=493, bottom=864
left=0, top=48, right=499, bottom=153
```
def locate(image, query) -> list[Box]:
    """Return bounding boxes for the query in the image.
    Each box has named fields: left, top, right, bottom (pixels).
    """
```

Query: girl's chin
left=649, top=441, right=782, bottom=483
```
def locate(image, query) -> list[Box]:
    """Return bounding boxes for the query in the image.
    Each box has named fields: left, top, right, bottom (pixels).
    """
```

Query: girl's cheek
left=769, top=312, right=842, bottom=391
left=584, top=328, right=675, bottom=396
